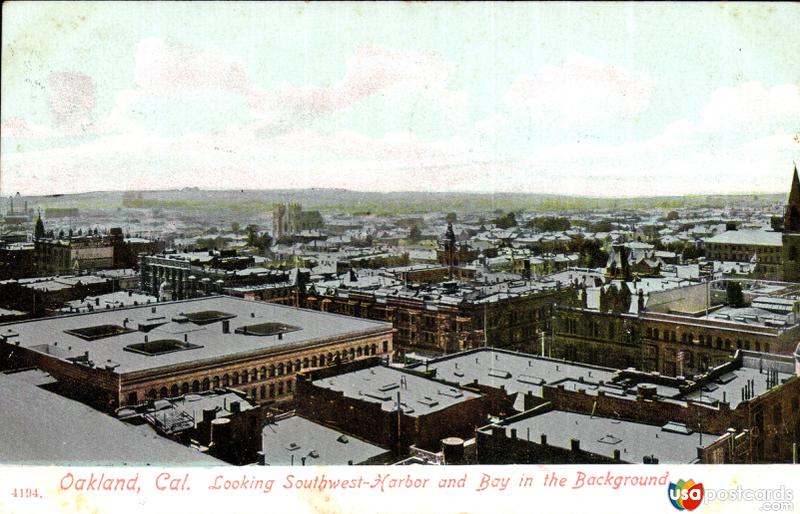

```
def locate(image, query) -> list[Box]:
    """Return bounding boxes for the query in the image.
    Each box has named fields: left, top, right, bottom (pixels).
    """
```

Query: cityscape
left=1, top=3, right=799, bottom=471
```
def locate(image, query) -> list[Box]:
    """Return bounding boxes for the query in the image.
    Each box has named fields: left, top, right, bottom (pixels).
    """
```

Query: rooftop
left=0, top=369, right=220, bottom=465
left=312, top=365, right=481, bottom=417
left=261, top=415, right=389, bottom=466
left=497, top=409, right=718, bottom=464
left=704, top=230, right=782, bottom=247
left=421, top=348, right=615, bottom=399
left=0, top=297, right=392, bottom=374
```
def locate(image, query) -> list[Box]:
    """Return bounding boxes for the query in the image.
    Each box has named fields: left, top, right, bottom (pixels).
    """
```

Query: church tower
left=782, top=164, right=800, bottom=282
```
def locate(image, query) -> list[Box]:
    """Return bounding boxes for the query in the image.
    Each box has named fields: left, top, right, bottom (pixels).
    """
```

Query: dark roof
left=0, top=369, right=220, bottom=465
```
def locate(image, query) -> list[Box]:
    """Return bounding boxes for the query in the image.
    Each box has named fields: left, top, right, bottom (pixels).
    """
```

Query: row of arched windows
left=646, top=327, right=770, bottom=353
left=136, top=342, right=380, bottom=403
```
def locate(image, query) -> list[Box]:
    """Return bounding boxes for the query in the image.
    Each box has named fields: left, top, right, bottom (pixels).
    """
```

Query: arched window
left=294, top=359, right=301, bottom=371
left=311, top=355, right=318, bottom=367
left=147, top=389, right=157, bottom=400
left=159, top=387, right=168, bottom=398
left=277, top=363, right=284, bottom=376
left=371, top=344, right=377, bottom=355
left=212, top=376, right=220, bottom=388
left=191, top=380, right=200, bottom=392
left=303, top=357, right=309, bottom=368
left=269, top=365, right=276, bottom=378
left=181, top=382, right=189, bottom=395
left=222, top=374, right=230, bottom=387
left=170, top=384, right=179, bottom=397
left=232, top=372, right=240, bottom=386
left=356, top=347, right=363, bottom=357
left=202, top=378, right=210, bottom=391
left=259, top=367, right=266, bottom=380
left=251, top=369, right=258, bottom=382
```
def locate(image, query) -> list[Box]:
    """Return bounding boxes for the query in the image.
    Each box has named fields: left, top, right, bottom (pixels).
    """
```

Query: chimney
left=510, top=428, right=517, bottom=439
left=151, top=306, right=157, bottom=314
left=222, top=320, right=230, bottom=334
left=570, top=439, right=580, bottom=452
left=613, top=449, right=621, bottom=461
left=183, top=333, right=188, bottom=342
left=95, top=297, right=100, bottom=306
left=278, top=333, right=283, bottom=340
left=229, top=401, right=241, bottom=413
left=540, top=434, right=547, bottom=446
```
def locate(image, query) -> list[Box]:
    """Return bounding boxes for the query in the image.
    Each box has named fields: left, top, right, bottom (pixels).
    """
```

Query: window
left=181, top=310, right=236, bottom=325
left=235, top=322, right=301, bottom=336
left=66, top=324, right=135, bottom=340
left=383, top=341, right=389, bottom=353
left=124, top=338, right=202, bottom=356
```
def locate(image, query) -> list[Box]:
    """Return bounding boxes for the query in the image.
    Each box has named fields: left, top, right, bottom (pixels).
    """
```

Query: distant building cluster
left=1, top=167, right=799, bottom=466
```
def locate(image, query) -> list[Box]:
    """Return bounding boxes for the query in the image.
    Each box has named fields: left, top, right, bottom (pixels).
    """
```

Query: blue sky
left=1, top=2, right=798, bottom=196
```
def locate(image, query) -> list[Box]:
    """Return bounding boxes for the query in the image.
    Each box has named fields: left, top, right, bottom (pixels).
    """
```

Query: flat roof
left=261, top=415, right=389, bottom=466
left=682, top=364, right=794, bottom=409
left=499, top=409, right=718, bottom=464
left=1, top=297, right=392, bottom=374
left=704, top=230, right=782, bottom=247
left=0, top=369, right=220, bottom=465
left=423, top=348, right=615, bottom=398
left=312, top=365, right=481, bottom=417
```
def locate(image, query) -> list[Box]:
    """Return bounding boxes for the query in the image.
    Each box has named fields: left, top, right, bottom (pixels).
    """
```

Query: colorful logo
left=668, top=479, right=704, bottom=511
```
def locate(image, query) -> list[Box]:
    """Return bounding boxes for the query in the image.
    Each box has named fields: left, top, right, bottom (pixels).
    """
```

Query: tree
left=666, top=211, right=680, bottom=221
left=34, top=216, right=45, bottom=240
left=409, top=225, right=422, bottom=241
left=445, top=212, right=458, bottom=224
left=493, top=211, right=517, bottom=229
left=231, top=222, right=240, bottom=235
left=726, top=282, right=745, bottom=308
left=682, top=244, right=703, bottom=261
left=526, top=216, right=571, bottom=232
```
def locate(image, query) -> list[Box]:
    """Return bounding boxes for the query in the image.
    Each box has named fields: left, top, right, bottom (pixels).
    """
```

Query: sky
left=1, top=2, right=799, bottom=197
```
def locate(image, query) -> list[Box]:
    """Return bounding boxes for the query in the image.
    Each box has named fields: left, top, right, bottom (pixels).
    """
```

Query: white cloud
left=505, top=52, right=656, bottom=127
left=698, top=82, right=800, bottom=134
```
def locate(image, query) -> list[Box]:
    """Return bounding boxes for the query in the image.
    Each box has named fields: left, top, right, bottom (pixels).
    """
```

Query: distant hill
left=16, top=188, right=787, bottom=215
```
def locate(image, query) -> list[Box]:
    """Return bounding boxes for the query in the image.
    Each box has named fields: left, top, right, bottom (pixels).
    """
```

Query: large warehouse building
left=0, top=296, right=393, bottom=411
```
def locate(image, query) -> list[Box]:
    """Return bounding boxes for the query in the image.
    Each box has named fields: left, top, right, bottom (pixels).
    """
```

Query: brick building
left=295, top=358, right=489, bottom=454
left=0, top=297, right=393, bottom=411
left=303, top=279, right=576, bottom=356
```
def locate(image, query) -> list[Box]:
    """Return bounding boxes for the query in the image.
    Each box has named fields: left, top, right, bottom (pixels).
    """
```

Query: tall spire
left=789, top=162, right=800, bottom=207
left=785, top=163, right=800, bottom=232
